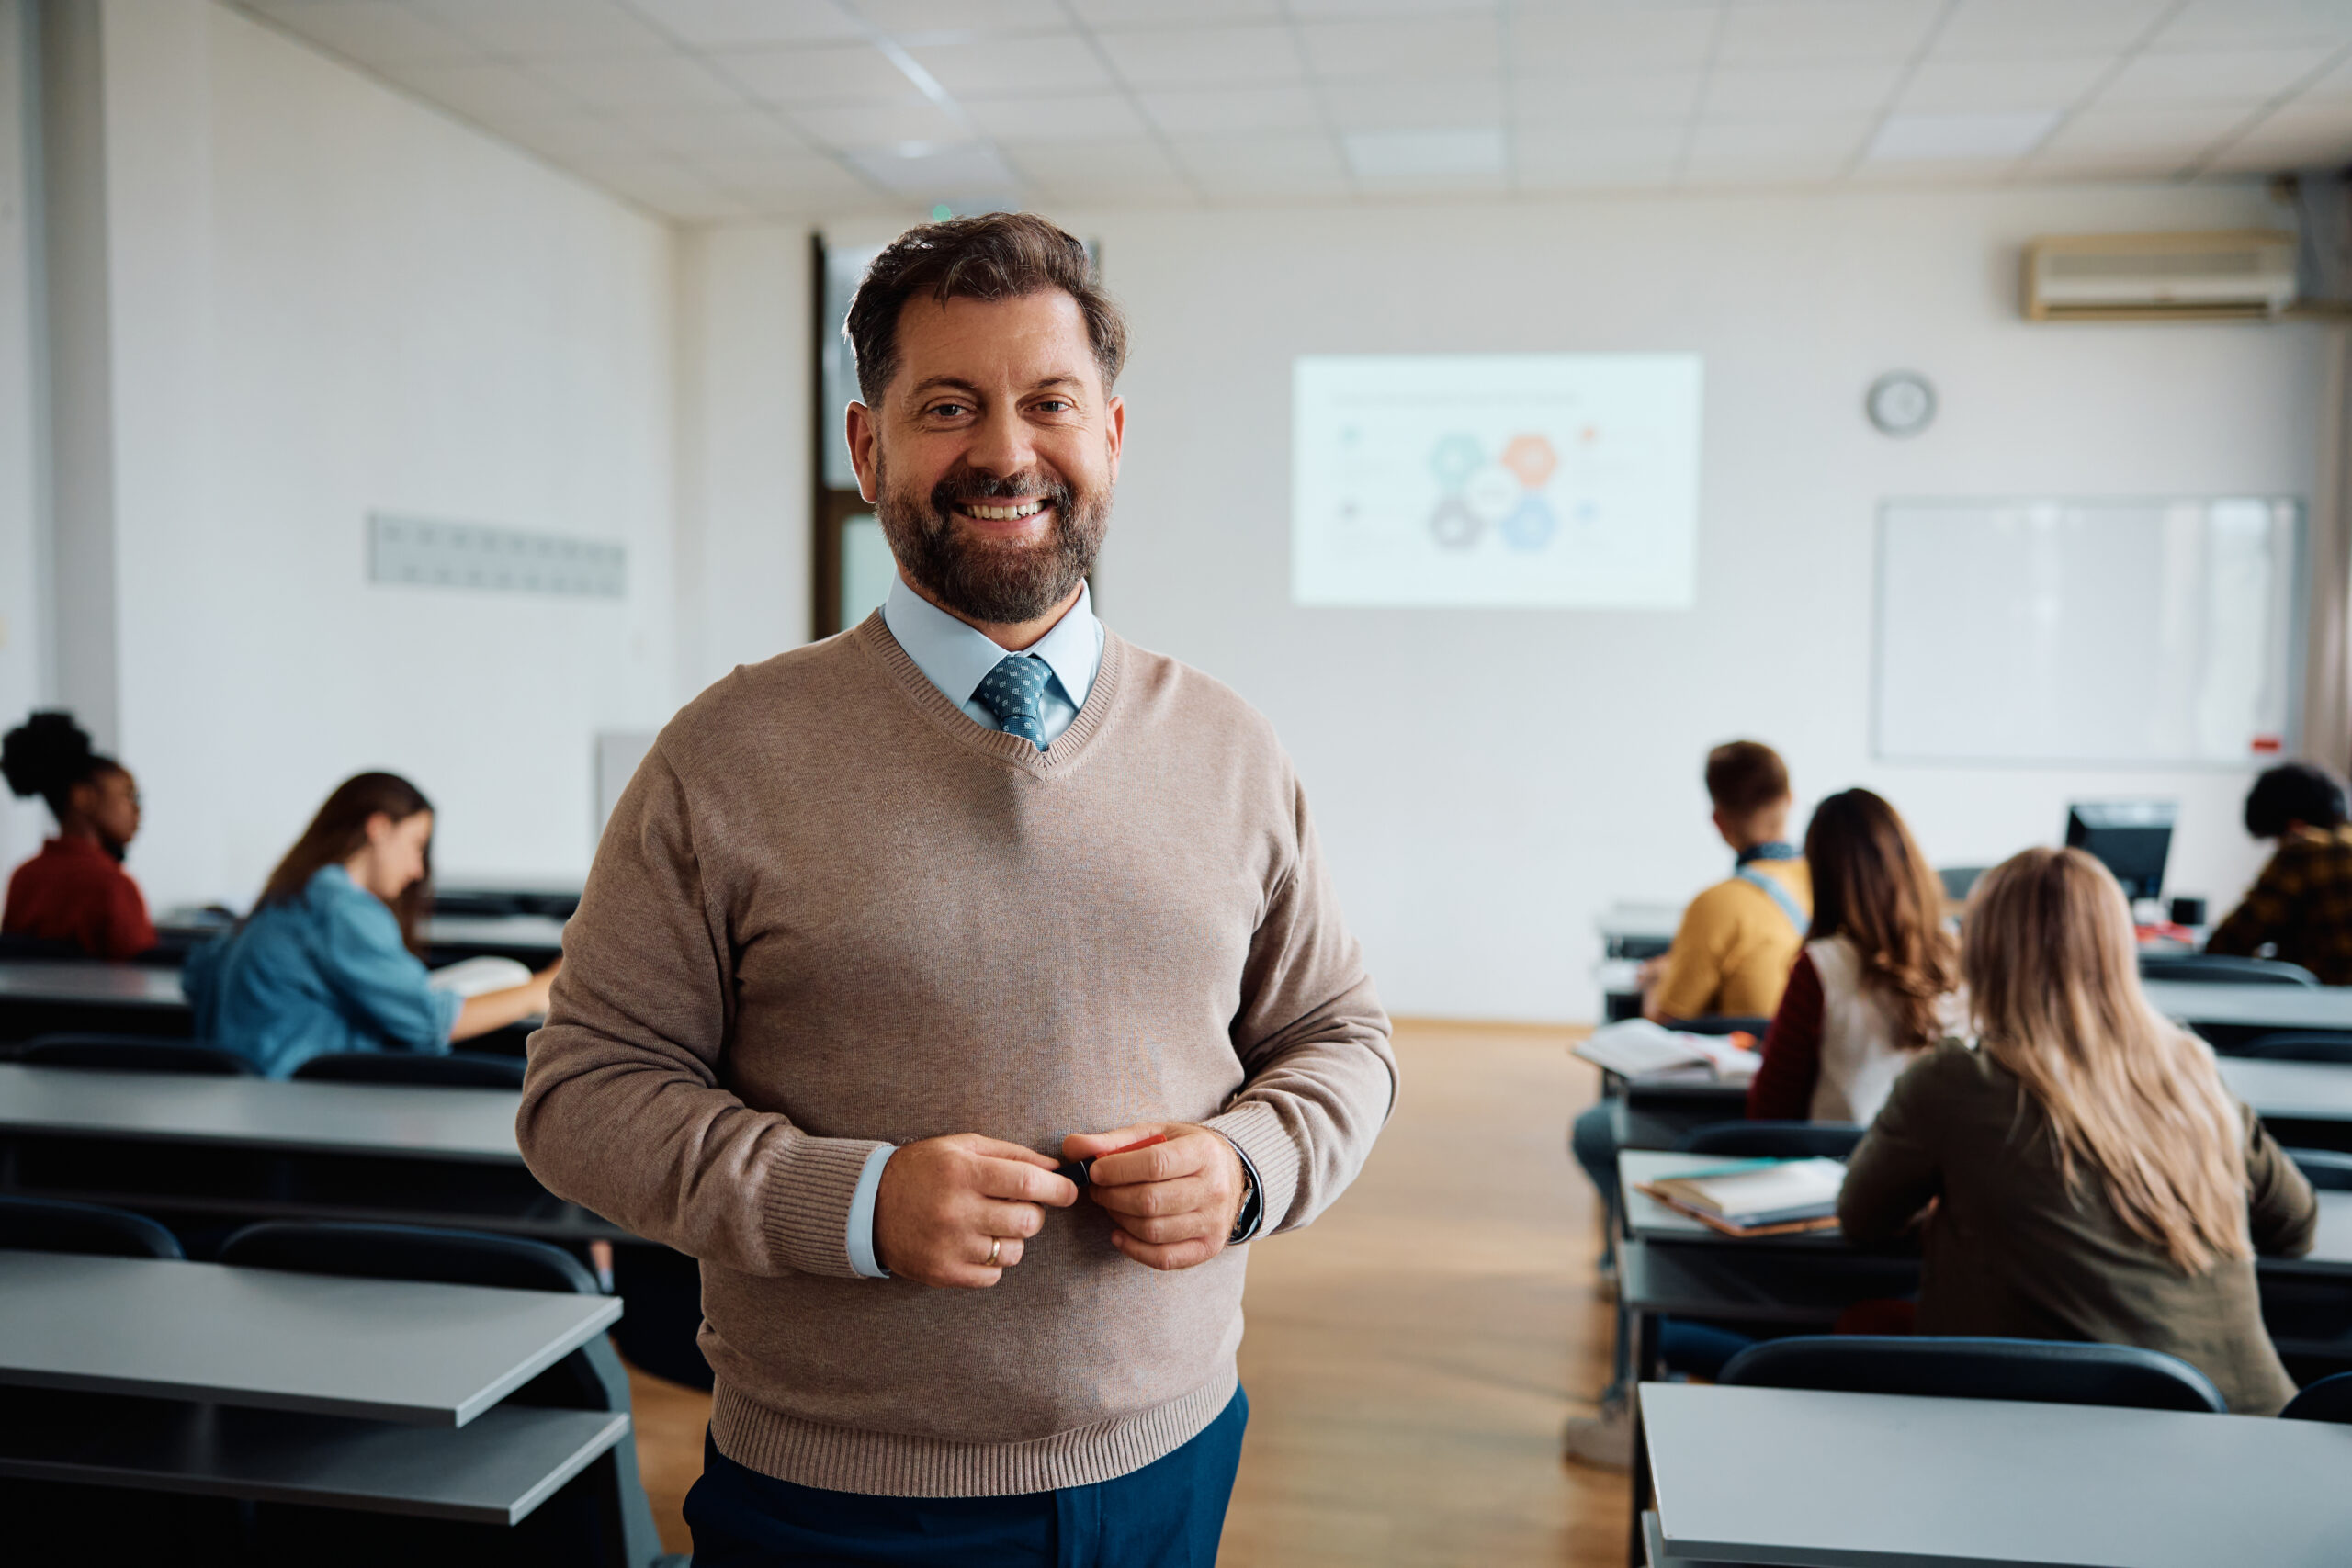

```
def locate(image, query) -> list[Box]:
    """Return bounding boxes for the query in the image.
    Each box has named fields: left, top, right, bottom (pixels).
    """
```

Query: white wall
left=0, top=0, right=46, bottom=871
left=83, top=0, right=676, bottom=908
left=1001, top=185, right=2326, bottom=1021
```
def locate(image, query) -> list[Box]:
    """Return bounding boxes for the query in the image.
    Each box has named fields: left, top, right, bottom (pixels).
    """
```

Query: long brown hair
left=1964, top=847, right=2249, bottom=1274
left=1804, top=788, right=1955, bottom=1049
left=261, top=773, right=435, bottom=953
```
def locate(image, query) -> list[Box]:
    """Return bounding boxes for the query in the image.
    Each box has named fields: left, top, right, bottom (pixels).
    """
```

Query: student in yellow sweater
left=1644, top=739, right=1812, bottom=1023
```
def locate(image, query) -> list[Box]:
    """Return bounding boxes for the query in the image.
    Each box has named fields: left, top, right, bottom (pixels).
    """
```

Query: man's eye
left=928, top=402, right=969, bottom=419
left=1035, top=400, right=1072, bottom=414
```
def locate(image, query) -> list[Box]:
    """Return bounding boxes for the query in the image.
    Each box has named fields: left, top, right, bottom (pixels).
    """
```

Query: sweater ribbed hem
left=707, top=1362, right=1238, bottom=1497
left=762, top=1133, right=893, bottom=1278
left=1206, top=1100, right=1306, bottom=1235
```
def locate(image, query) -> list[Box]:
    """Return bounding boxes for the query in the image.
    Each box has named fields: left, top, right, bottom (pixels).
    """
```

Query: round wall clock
left=1866, top=371, right=1937, bottom=437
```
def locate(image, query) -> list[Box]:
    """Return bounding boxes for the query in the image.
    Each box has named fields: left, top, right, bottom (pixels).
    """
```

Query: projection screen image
left=1292, top=353, right=1702, bottom=608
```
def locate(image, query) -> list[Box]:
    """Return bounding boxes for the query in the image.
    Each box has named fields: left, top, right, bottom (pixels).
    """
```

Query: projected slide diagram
left=1293, top=354, right=1702, bottom=608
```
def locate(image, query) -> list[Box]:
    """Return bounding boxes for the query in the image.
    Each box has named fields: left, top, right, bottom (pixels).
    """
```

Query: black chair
left=2282, top=1371, right=2352, bottom=1422
left=0, top=1194, right=183, bottom=1258
left=2289, top=1149, right=2352, bottom=1190
left=2236, top=1032, right=2352, bottom=1066
left=2140, top=954, right=2319, bottom=987
left=293, top=1051, right=526, bottom=1089
left=1717, top=1334, right=2227, bottom=1414
left=19, top=1033, right=256, bottom=1075
left=215, top=1222, right=676, bottom=1568
left=1665, top=1015, right=1771, bottom=1038
left=0, top=932, right=84, bottom=960
left=1675, top=1121, right=1865, bottom=1159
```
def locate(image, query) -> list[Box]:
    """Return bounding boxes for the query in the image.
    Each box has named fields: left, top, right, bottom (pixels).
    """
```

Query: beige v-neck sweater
left=518, top=613, right=1396, bottom=1496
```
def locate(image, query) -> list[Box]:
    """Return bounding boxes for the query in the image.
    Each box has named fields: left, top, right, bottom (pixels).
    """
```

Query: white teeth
left=967, top=502, right=1045, bottom=521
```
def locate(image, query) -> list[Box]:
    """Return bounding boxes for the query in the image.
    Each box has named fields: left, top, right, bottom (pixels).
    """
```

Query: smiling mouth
left=958, top=501, right=1048, bottom=522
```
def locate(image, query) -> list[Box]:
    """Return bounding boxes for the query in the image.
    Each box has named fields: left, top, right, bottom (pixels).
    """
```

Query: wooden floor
left=624, top=1018, right=1627, bottom=1565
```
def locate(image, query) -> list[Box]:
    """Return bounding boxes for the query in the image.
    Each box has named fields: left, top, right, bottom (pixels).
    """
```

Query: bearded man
left=518, top=212, right=1396, bottom=1567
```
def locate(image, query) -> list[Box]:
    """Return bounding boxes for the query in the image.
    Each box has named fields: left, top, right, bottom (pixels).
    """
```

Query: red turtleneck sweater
left=3, top=835, right=156, bottom=960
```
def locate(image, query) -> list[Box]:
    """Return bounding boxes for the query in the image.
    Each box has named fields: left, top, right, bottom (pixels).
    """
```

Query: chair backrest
left=1675, top=1121, right=1865, bottom=1159
left=2236, top=1032, right=2352, bottom=1066
left=19, top=1034, right=256, bottom=1076
left=2289, top=1148, right=2352, bottom=1191
left=291, top=1051, right=526, bottom=1089
left=0, top=1194, right=183, bottom=1258
left=1666, top=1015, right=1771, bottom=1038
left=0, top=932, right=85, bottom=960
left=2139, top=953, right=2319, bottom=987
left=1717, top=1335, right=2227, bottom=1413
left=2281, top=1371, right=2352, bottom=1423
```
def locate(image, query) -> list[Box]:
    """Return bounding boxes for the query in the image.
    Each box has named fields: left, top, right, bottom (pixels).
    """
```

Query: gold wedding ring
left=986, top=1236, right=1001, bottom=1268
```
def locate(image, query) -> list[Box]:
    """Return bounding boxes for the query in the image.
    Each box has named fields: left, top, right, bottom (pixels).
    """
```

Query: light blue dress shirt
left=183, top=864, right=462, bottom=1079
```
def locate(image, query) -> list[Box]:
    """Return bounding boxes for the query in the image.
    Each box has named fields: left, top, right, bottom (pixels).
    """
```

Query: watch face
left=1867, top=372, right=1936, bottom=436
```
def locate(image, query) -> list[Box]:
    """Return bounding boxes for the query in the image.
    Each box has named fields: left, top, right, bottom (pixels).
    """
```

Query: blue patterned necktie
left=974, top=654, right=1054, bottom=749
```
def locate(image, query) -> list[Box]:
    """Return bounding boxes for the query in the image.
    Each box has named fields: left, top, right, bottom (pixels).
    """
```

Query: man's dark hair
left=843, top=213, right=1125, bottom=406
left=2245, top=761, right=2349, bottom=838
left=1704, top=740, right=1790, bottom=818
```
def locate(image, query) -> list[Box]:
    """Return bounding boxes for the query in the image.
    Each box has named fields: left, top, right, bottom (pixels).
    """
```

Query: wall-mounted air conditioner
left=2022, top=231, right=2297, bottom=321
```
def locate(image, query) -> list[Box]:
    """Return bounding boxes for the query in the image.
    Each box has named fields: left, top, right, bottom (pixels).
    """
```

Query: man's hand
left=874, top=1134, right=1077, bottom=1288
left=1063, top=1123, right=1246, bottom=1271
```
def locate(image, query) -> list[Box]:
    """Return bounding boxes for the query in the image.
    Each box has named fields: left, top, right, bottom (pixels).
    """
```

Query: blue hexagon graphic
left=1498, top=493, right=1558, bottom=551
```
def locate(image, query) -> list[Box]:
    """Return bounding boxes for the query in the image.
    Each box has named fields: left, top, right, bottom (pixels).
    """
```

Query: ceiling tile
left=1514, top=152, right=1680, bottom=191
left=1686, top=116, right=1875, bottom=161
left=1506, top=6, right=1721, bottom=76
left=1702, top=62, right=1907, bottom=118
left=1092, top=25, right=1304, bottom=88
left=1320, top=76, right=1504, bottom=131
left=960, top=93, right=1150, bottom=141
left=1513, top=121, right=1686, bottom=168
left=2154, top=0, right=2352, bottom=50
left=2098, top=45, right=2343, bottom=106
left=998, top=137, right=1184, bottom=182
left=2299, top=51, right=2352, bottom=96
left=1170, top=130, right=1348, bottom=190
left=1296, top=16, right=1502, bottom=79
left=619, top=103, right=808, bottom=155
left=694, top=151, right=887, bottom=203
left=1511, top=72, right=1702, bottom=123
left=1898, top=55, right=2118, bottom=113
left=847, top=0, right=1068, bottom=34
left=790, top=98, right=967, bottom=148
left=469, top=113, right=648, bottom=160
left=2030, top=104, right=2256, bottom=167
left=1286, top=0, right=1497, bottom=15
left=524, top=51, right=745, bottom=110
left=1930, top=0, right=2172, bottom=60
left=901, top=34, right=1114, bottom=96
left=379, top=60, right=582, bottom=122
left=2202, top=100, right=2352, bottom=169
left=1846, top=153, right=2019, bottom=185
left=1069, top=0, right=1282, bottom=22
left=841, top=142, right=1022, bottom=197
left=619, top=0, right=865, bottom=48
left=410, top=0, right=673, bottom=59
left=1713, top=1, right=1943, bottom=65
left=248, top=1, right=480, bottom=69
left=1680, top=146, right=1856, bottom=185
left=1136, top=85, right=1325, bottom=134
left=712, top=44, right=928, bottom=104
left=1868, top=108, right=2059, bottom=160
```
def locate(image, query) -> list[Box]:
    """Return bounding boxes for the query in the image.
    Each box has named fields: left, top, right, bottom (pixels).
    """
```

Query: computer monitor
left=2064, top=802, right=2177, bottom=901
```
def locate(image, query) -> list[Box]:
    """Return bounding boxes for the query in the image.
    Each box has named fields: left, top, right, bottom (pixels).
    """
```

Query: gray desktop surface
left=0, top=1387, right=628, bottom=1524
left=2219, top=1055, right=2352, bottom=1122
left=0, top=1250, right=620, bottom=1426
left=0, top=960, right=187, bottom=1006
left=426, top=914, right=568, bottom=949
left=2145, top=979, right=2352, bottom=1031
left=0, top=1062, right=526, bottom=1163
left=1640, top=1382, right=2352, bottom=1568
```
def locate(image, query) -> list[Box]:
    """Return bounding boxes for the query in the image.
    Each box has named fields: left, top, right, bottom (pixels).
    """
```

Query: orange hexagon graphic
left=1500, top=433, right=1557, bottom=489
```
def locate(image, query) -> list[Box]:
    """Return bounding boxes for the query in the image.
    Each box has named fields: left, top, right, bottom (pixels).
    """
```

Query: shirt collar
left=883, top=576, right=1101, bottom=711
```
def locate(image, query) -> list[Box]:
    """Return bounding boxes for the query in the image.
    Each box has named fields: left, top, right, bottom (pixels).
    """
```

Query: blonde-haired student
left=1838, top=846, right=2317, bottom=1414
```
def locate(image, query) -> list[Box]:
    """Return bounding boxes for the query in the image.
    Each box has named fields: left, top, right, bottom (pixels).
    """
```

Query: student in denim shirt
left=186, top=772, right=557, bottom=1077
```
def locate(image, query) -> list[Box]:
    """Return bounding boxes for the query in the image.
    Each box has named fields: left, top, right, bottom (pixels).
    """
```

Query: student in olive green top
left=1840, top=846, right=2316, bottom=1415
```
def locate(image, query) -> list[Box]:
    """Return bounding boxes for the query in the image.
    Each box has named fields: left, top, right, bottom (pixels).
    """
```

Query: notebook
left=1575, top=1019, right=1759, bottom=1085
left=1636, top=1156, right=1847, bottom=1237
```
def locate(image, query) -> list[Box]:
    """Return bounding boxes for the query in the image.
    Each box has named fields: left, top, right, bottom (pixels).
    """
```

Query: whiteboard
left=1874, top=498, right=2303, bottom=767
left=1291, top=354, right=1702, bottom=607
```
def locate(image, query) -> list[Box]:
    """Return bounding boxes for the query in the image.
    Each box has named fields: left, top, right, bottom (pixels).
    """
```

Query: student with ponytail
left=1838, top=846, right=2317, bottom=1414
left=2, top=710, right=155, bottom=960
left=185, top=772, right=557, bottom=1077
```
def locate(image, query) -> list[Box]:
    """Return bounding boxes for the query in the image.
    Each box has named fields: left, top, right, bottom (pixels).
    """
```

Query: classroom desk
left=2219, top=1055, right=2352, bottom=1122
left=2146, top=979, right=2352, bottom=1032
left=424, top=913, right=567, bottom=966
left=1638, top=1382, right=2352, bottom=1568
left=0, top=959, right=193, bottom=1043
left=1609, top=1079, right=1749, bottom=1153
left=0, top=1248, right=619, bottom=1425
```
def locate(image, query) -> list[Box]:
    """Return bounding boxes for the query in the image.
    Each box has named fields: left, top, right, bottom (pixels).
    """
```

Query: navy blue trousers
left=684, top=1388, right=1248, bottom=1568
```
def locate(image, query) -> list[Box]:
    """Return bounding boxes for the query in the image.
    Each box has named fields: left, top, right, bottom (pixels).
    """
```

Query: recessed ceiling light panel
left=1868, top=111, right=2060, bottom=163
left=1343, top=128, right=1507, bottom=180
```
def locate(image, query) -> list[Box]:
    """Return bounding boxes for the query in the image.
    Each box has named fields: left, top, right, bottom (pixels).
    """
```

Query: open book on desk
left=1575, top=1018, right=1758, bottom=1085
left=1636, top=1156, right=1846, bottom=1237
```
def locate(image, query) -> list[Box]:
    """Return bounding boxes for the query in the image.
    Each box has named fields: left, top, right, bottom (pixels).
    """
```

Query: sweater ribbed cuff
left=1203, top=1100, right=1304, bottom=1235
left=763, top=1133, right=895, bottom=1278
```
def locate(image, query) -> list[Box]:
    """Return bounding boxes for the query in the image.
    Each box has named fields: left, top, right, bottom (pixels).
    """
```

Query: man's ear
left=847, top=401, right=881, bottom=503
left=1103, top=393, right=1125, bottom=480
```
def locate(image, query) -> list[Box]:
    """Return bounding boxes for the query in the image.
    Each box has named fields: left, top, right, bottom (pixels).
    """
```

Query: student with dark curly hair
left=2204, top=761, right=2352, bottom=983
left=2, top=710, right=155, bottom=960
